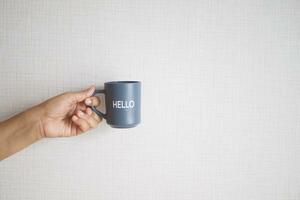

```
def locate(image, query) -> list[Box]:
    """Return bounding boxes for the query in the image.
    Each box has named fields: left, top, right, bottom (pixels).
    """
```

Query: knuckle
left=96, top=97, right=101, bottom=103
left=93, top=97, right=101, bottom=105
left=61, top=92, right=73, bottom=100
left=79, top=122, right=89, bottom=131
left=89, top=118, right=98, bottom=128
left=77, top=111, right=88, bottom=119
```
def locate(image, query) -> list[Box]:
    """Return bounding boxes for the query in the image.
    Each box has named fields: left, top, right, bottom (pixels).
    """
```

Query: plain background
left=0, top=0, right=299, bottom=199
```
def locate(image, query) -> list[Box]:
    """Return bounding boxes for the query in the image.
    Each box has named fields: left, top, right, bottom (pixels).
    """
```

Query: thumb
left=72, top=85, right=95, bottom=102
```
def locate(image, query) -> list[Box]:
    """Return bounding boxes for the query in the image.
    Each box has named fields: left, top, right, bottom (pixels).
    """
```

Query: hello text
left=112, top=100, right=135, bottom=109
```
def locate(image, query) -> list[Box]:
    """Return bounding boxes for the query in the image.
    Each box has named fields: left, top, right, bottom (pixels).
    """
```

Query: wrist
left=23, top=104, right=45, bottom=140
left=0, top=104, right=45, bottom=160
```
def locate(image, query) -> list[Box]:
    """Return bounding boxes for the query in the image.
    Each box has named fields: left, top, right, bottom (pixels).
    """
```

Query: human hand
left=38, top=86, right=102, bottom=137
left=0, top=86, right=102, bottom=160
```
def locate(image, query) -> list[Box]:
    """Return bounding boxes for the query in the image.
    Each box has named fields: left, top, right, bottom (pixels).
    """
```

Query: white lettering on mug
left=112, top=100, right=135, bottom=109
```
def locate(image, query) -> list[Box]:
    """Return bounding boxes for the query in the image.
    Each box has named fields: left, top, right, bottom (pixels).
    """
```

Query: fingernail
left=72, top=115, right=78, bottom=121
left=78, top=110, right=84, bottom=117
left=87, top=108, right=92, bottom=115
left=85, top=98, right=92, bottom=105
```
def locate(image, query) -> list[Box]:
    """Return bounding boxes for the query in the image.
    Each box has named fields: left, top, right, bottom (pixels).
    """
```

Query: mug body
left=104, top=81, right=141, bottom=128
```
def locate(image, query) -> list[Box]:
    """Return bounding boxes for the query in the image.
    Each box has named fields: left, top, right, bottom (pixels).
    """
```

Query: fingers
left=77, top=109, right=99, bottom=128
left=75, top=102, right=87, bottom=111
left=71, top=108, right=102, bottom=134
left=71, top=115, right=86, bottom=135
left=86, top=107, right=102, bottom=124
left=84, top=96, right=101, bottom=107
left=74, top=99, right=100, bottom=113
left=71, top=85, right=95, bottom=103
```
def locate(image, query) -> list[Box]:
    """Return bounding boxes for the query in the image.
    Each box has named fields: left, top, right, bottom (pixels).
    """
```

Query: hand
left=0, top=86, right=102, bottom=160
left=39, top=86, right=102, bottom=137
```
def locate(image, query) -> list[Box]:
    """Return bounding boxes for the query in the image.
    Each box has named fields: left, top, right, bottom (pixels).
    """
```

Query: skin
left=0, top=86, right=102, bottom=161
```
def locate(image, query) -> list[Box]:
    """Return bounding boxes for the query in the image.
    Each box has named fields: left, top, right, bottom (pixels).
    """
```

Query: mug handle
left=91, top=89, right=107, bottom=119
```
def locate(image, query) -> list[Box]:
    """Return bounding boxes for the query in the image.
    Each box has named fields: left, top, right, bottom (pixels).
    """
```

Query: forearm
left=0, top=105, right=44, bottom=160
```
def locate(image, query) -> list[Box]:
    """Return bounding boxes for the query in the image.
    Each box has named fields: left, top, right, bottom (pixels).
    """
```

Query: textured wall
left=0, top=0, right=299, bottom=199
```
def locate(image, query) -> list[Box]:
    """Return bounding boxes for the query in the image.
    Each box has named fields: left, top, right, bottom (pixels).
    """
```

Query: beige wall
left=0, top=0, right=299, bottom=199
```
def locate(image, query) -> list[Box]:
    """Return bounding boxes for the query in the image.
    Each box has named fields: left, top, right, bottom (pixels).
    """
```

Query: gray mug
left=91, top=81, right=141, bottom=128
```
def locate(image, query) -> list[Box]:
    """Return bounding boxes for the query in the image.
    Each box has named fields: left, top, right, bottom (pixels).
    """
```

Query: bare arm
left=0, top=106, right=43, bottom=160
left=0, top=86, right=101, bottom=161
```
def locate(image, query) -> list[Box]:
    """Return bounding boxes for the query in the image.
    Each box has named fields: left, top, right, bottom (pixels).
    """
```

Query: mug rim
left=105, top=81, right=141, bottom=85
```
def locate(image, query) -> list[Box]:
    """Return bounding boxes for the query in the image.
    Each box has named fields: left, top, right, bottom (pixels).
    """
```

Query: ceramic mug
left=91, top=81, right=141, bottom=128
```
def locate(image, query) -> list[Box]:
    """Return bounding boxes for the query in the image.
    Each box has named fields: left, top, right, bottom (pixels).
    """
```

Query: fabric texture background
left=0, top=0, right=299, bottom=199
